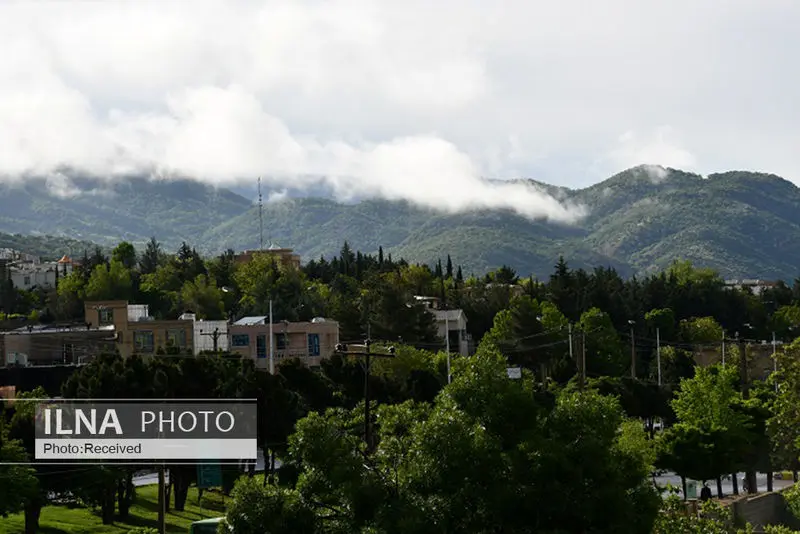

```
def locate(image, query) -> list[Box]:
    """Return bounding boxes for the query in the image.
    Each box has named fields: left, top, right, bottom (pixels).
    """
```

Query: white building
left=413, top=296, right=472, bottom=356
left=724, top=279, right=778, bottom=296
left=179, top=313, right=230, bottom=354
left=7, top=254, right=75, bottom=291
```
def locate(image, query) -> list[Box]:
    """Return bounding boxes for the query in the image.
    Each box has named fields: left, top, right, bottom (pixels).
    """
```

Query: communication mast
left=258, top=177, right=264, bottom=251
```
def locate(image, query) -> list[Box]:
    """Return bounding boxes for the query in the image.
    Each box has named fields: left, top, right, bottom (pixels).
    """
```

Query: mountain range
left=1, top=165, right=799, bottom=281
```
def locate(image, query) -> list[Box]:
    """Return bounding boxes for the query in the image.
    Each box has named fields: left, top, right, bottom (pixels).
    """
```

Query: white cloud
left=0, top=0, right=798, bottom=219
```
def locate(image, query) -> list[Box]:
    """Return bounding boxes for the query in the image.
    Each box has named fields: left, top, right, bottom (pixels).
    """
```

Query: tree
left=661, top=364, right=755, bottom=498
left=223, top=477, right=317, bottom=534
left=111, top=241, right=137, bottom=270
left=579, top=307, right=627, bottom=376
left=0, top=407, right=37, bottom=517
left=180, top=274, right=225, bottom=319
left=681, top=316, right=724, bottom=343
left=84, top=259, right=133, bottom=302
left=227, top=347, right=660, bottom=533
left=139, top=237, right=164, bottom=275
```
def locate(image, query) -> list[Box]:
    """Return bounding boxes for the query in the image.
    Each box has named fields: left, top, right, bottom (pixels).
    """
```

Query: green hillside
left=1, top=166, right=799, bottom=279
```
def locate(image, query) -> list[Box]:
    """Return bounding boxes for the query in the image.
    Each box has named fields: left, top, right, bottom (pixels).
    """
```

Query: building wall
left=3, top=329, right=116, bottom=366
left=229, top=320, right=339, bottom=369
left=235, top=249, right=301, bottom=269
left=120, top=320, right=194, bottom=358
left=193, top=320, right=230, bottom=354
left=84, top=300, right=130, bottom=332
left=695, top=343, right=779, bottom=381
left=432, top=309, right=471, bottom=356
left=11, top=267, right=56, bottom=291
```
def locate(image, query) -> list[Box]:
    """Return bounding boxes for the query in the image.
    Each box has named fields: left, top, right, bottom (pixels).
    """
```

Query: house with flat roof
left=229, top=316, right=339, bottom=370
left=84, top=301, right=194, bottom=357
left=2, top=323, right=116, bottom=366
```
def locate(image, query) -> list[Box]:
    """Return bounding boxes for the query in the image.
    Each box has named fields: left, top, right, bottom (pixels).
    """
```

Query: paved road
left=654, top=472, right=794, bottom=498
left=132, top=450, right=280, bottom=487
left=132, top=457, right=794, bottom=500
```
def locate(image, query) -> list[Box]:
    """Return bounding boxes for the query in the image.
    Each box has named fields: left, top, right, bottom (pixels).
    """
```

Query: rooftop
left=234, top=316, right=268, bottom=326
left=5, top=324, right=116, bottom=335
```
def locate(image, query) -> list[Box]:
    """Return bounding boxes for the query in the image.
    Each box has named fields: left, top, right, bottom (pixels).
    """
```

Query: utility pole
left=158, top=465, right=165, bottom=534
left=656, top=326, right=662, bottom=387
left=268, top=299, right=274, bottom=374
left=157, top=423, right=166, bottom=534
left=445, top=311, right=451, bottom=384
left=258, top=177, right=264, bottom=251
left=200, top=327, right=222, bottom=353
left=628, top=320, right=636, bottom=379
left=334, top=340, right=396, bottom=451
left=568, top=323, right=575, bottom=387
left=739, top=336, right=757, bottom=494
left=722, top=329, right=726, bottom=368
left=581, top=329, right=587, bottom=386
left=773, top=331, right=778, bottom=393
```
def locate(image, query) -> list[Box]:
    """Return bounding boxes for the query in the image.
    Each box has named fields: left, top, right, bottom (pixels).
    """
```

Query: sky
left=1, top=0, right=797, bottom=222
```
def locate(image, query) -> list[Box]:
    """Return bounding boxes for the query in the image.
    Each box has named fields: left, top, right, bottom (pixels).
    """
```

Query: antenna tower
left=258, top=177, right=264, bottom=251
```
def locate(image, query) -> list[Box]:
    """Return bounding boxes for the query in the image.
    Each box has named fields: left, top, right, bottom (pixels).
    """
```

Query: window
left=99, top=307, right=114, bottom=325
left=166, top=329, right=187, bottom=348
left=307, top=334, right=320, bottom=357
left=256, top=335, right=267, bottom=358
left=276, top=333, right=288, bottom=350
left=134, top=331, right=154, bottom=353
left=232, top=334, right=250, bottom=347
left=23, top=275, right=31, bottom=286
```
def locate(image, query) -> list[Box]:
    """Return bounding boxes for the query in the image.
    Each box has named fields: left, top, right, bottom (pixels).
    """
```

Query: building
left=234, top=245, right=301, bottom=269
left=694, top=341, right=781, bottom=381
left=724, top=279, right=779, bottom=296
left=2, top=323, right=116, bottom=366
left=179, top=313, right=230, bottom=354
left=413, top=296, right=473, bottom=356
left=84, top=301, right=194, bottom=358
left=5, top=254, right=75, bottom=291
left=228, top=316, right=340, bottom=370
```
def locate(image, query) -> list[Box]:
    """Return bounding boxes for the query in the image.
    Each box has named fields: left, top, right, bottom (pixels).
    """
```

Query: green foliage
left=652, top=494, right=737, bottom=533
left=0, top=407, right=37, bottom=517
left=223, top=477, right=317, bottom=534
left=227, top=351, right=660, bottom=533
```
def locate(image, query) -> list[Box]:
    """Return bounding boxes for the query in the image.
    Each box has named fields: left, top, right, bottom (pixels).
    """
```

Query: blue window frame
left=232, top=334, right=250, bottom=347
left=307, top=334, right=320, bottom=357
left=256, top=335, right=267, bottom=358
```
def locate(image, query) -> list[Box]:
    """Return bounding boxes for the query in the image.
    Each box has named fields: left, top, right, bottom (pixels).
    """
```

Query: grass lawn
left=0, top=484, right=229, bottom=533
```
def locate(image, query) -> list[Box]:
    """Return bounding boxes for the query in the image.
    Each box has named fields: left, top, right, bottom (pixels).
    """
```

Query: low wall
left=731, top=487, right=800, bottom=532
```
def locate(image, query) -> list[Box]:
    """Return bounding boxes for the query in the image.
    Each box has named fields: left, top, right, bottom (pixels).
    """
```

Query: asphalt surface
left=132, top=459, right=795, bottom=500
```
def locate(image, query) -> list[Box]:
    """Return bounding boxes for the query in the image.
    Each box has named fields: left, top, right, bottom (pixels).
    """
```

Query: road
left=132, top=450, right=280, bottom=487
left=654, top=472, right=794, bottom=498
left=133, top=459, right=794, bottom=499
